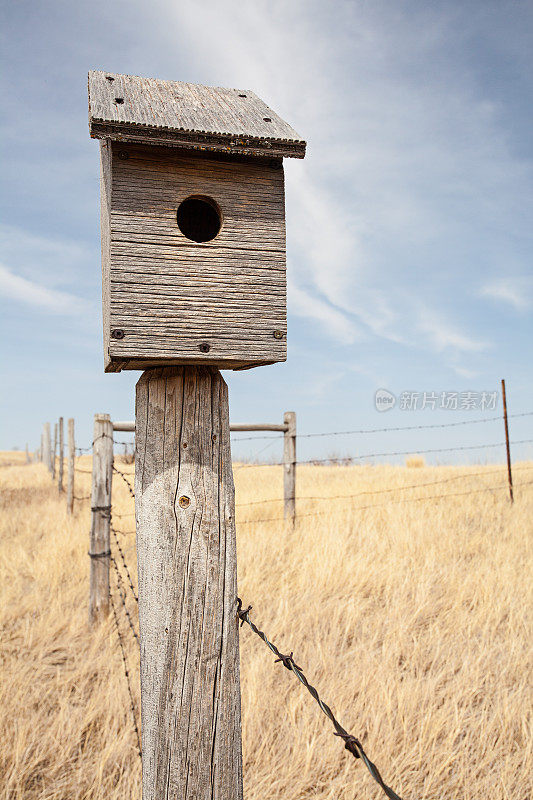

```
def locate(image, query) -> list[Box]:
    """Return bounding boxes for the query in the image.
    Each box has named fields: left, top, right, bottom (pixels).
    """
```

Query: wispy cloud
left=416, top=308, right=487, bottom=353
left=0, top=264, right=93, bottom=316
left=162, top=0, right=529, bottom=359
left=287, top=278, right=361, bottom=344
left=481, top=277, right=533, bottom=311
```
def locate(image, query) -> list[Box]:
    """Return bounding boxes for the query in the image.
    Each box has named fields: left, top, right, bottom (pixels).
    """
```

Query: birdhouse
left=88, top=71, right=306, bottom=372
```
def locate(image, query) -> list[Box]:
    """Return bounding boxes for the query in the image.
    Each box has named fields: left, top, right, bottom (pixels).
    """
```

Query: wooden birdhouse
left=88, top=70, right=306, bottom=373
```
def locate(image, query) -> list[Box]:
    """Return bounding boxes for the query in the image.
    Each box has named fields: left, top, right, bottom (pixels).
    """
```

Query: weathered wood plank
left=88, top=71, right=306, bottom=159
left=135, top=366, right=243, bottom=800
left=89, top=414, right=113, bottom=624
left=100, top=141, right=112, bottom=370
left=101, top=143, right=287, bottom=371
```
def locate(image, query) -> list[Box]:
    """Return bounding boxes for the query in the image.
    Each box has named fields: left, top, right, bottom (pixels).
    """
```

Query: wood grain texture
left=88, top=71, right=305, bottom=159
left=100, top=141, right=112, bottom=371
left=89, top=414, right=113, bottom=624
left=135, top=366, right=243, bottom=800
left=283, top=411, right=296, bottom=523
left=101, top=143, right=287, bottom=371
left=67, top=418, right=75, bottom=515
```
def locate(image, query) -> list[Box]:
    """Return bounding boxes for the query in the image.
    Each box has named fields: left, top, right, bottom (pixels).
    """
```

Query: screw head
left=118, top=150, right=129, bottom=160
left=199, top=342, right=211, bottom=353
left=179, top=495, right=190, bottom=508
left=111, top=329, right=125, bottom=340
left=273, top=330, right=284, bottom=340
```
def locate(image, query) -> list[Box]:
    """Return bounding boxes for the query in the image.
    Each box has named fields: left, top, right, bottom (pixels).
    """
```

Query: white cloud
left=416, top=308, right=487, bottom=353
left=0, top=264, right=93, bottom=316
left=288, top=278, right=361, bottom=344
left=481, top=277, right=533, bottom=311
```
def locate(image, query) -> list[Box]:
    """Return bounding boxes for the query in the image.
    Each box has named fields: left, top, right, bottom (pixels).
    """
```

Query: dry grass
left=1, top=452, right=532, bottom=799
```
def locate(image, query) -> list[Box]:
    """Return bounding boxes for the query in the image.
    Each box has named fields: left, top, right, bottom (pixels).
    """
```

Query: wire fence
left=56, top=408, right=533, bottom=793
left=233, top=437, right=533, bottom=470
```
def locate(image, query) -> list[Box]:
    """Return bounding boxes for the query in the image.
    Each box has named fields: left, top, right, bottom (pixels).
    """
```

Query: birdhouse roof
left=88, top=71, right=306, bottom=159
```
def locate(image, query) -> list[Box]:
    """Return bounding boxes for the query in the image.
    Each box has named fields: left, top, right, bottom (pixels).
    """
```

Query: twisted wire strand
left=236, top=599, right=402, bottom=800
left=110, top=555, right=140, bottom=643
left=111, top=526, right=138, bottom=603
left=233, top=438, right=533, bottom=470
left=109, top=588, right=142, bottom=758
left=231, top=409, right=533, bottom=442
left=235, top=464, right=533, bottom=509
left=113, top=466, right=135, bottom=498
left=237, top=479, right=533, bottom=525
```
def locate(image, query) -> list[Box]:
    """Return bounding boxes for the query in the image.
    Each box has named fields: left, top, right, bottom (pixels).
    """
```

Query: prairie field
left=1, top=451, right=532, bottom=800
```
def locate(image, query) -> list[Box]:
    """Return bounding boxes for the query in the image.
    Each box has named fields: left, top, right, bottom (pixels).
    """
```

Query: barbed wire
left=233, top=438, right=533, bottom=470
left=237, top=479, right=533, bottom=526
left=69, top=409, right=533, bottom=451
left=113, top=466, right=135, bottom=498
left=109, top=587, right=142, bottom=758
left=230, top=410, right=533, bottom=442
left=235, top=464, right=533, bottom=509
left=111, top=526, right=138, bottom=602
left=110, top=555, right=139, bottom=643
left=236, top=599, right=402, bottom=800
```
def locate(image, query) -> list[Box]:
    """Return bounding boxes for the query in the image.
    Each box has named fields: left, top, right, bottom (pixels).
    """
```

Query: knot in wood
left=178, top=495, right=190, bottom=509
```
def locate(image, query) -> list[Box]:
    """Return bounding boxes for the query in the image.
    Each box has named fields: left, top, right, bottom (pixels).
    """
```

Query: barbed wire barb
left=236, top=598, right=402, bottom=800
left=113, top=465, right=135, bottom=498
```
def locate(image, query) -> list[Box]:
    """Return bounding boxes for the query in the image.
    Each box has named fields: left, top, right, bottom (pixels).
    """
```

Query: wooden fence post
left=43, top=423, right=52, bottom=472
left=67, top=418, right=75, bottom=515
left=135, top=366, right=243, bottom=800
left=52, top=423, right=58, bottom=480
left=25, top=443, right=30, bottom=463
left=89, top=413, right=113, bottom=624
left=283, top=411, right=296, bottom=524
left=58, top=417, right=64, bottom=492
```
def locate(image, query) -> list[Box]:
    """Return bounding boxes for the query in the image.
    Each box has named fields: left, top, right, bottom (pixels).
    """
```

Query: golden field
left=1, top=451, right=532, bottom=799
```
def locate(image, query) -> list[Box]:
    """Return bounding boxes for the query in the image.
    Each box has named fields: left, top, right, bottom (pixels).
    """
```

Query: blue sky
left=1, top=0, right=532, bottom=463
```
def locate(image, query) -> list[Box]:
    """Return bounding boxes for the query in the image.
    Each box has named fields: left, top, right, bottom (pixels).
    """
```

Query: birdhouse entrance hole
left=177, top=196, right=222, bottom=243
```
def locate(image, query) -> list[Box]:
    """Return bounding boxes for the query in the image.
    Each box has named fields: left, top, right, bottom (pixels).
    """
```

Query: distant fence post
left=58, top=417, right=64, bottom=492
left=89, top=413, right=113, bottom=625
left=43, top=423, right=52, bottom=472
left=52, top=423, right=58, bottom=480
left=501, top=379, right=513, bottom=503
left=25, top=443, right=30, bottom=463
left=67, top=418, right=75, bottom=515
left=283, top=411, right=296, bottom=524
